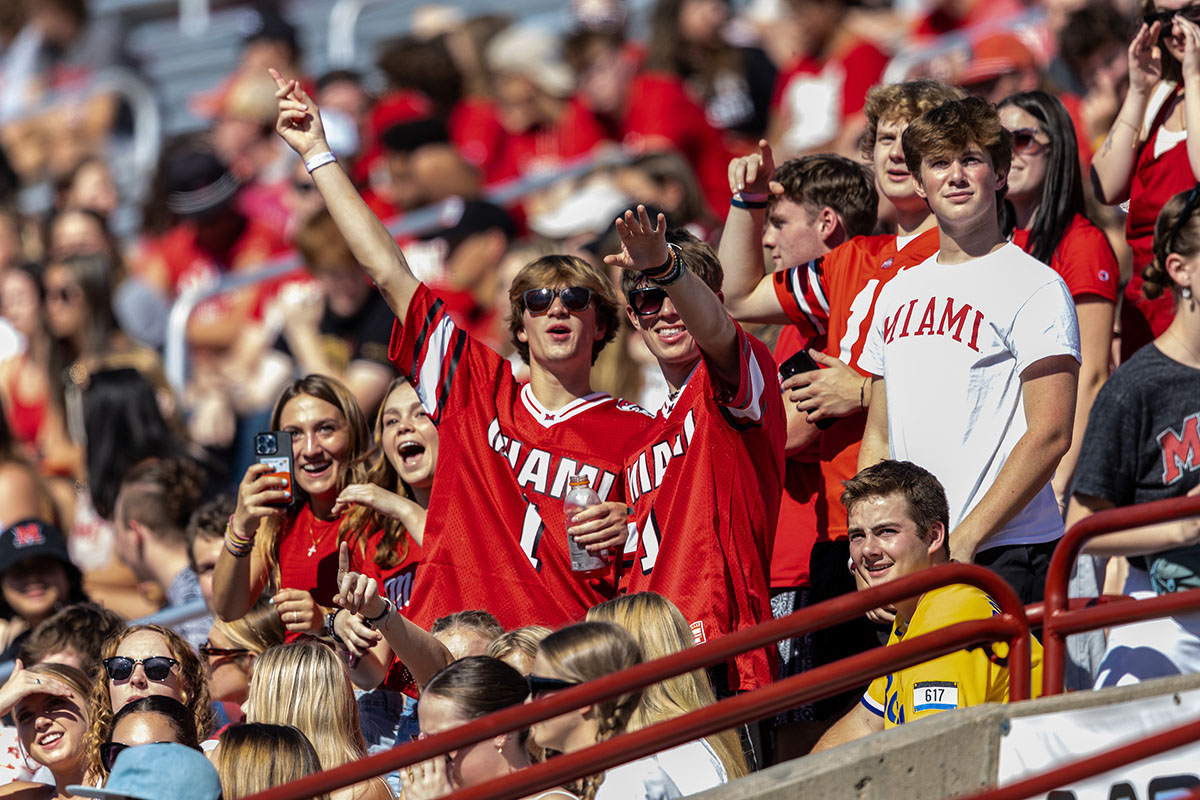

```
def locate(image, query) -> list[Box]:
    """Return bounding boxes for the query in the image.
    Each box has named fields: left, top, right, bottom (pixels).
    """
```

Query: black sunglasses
left=628, top=287, right=668, bottom=316
left=526, top=674, right=579, bottom=697
left=1145, top=3, right=1200, bottom=26
left=199, top=642, right=251, bottom=659
left=523, top=286, right=593, bottom=316
left=1009, top=128, right=1048, bottom=154
left=103, top=656, right=179, bottom=682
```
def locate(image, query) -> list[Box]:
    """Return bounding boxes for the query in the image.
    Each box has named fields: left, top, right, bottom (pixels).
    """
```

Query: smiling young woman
left=3, top=663, right=94, bottom=800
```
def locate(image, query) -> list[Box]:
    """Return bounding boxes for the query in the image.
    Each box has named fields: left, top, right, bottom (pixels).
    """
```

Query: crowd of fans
left=0, top=0, right=1198, bottom=796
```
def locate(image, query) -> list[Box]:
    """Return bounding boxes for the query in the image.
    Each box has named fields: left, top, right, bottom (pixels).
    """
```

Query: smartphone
left=254, top=431, right=296, bottom=508
left=778, top=350, right=836, bottom=430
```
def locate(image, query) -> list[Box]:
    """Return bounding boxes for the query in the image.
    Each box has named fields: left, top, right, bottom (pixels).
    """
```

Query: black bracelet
left=326, top=609, right=345, bottom=644
left=649, top=245, right=686, bottom=287
left=730, top=196, right=768, bottom=210
left=363, top=598, right=392, bottom=625
left=643, top=248, right=675, bottom=279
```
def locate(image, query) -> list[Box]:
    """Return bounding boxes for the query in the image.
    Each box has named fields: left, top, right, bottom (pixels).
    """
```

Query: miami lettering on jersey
left=383, top=564, right=416, bottom=610
left=1159, top=412, right=1200, bottom=484
left=881, top=296, right=985, bottom=352
left=486, top=417, right=619, bottom=501
left=625, top=409, right=697, bottom=503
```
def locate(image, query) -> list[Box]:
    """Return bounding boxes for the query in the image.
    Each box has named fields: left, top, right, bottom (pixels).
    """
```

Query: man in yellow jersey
left=813, top=460, right=1043, bottom=750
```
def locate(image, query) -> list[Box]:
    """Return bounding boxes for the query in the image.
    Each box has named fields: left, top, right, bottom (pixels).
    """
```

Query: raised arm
left=605, top=206, right=741, bottom=385
left=269, top=68, right=419, bottom=318
left=718, top=141, right=792, bottom=324
left=950, top=355, right=1078, bottom=562
left=1177, top=18, right=1200, bottom=181
left=1090, top=23, right=1160, bottom=204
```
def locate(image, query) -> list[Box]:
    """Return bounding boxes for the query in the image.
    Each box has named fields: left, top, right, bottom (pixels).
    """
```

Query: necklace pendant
left=307, top=544, right=317, bottom=557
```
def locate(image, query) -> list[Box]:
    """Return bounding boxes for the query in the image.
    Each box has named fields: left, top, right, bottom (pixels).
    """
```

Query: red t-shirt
left=1012, top=214, right=1118, bottom=302
left=276, top=505, right=371, bottom=643
left=770, top=325, right=820, bottom=589
left=620, top=326, right=785, bottom=692
left=772, top=229, right=940, bottom=541
left=1125, top=89, right=1188, bottom=356
left=391, top=284, right=655, bottom=630
left=593, top=73, right=732, bottom=218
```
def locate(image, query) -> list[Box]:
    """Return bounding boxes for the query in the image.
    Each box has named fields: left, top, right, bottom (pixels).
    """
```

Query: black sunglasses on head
left=628, top=286, right=669, bottom=316
left=1144, top=3, right=1200, bottom=26
left=523, top=286, right=593, bottom=316
left=103, top=656, right=179, bottom=682
left=526, top=674, right=579, bottom=697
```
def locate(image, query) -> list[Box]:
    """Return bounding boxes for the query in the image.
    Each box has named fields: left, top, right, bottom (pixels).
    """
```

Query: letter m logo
left=1159, top=412, right=1200, bottom=484
left=12, top=522, right=43, bottom=547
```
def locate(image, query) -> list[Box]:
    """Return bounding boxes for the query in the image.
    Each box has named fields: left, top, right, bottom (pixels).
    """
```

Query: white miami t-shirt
left=859, top=243, right=1080, bottom=551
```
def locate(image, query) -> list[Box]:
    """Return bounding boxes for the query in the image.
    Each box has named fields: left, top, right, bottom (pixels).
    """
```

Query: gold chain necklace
left=307, top=513, right=332, bottom=557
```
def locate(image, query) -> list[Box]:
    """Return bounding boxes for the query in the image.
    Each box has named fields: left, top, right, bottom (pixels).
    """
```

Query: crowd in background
left=0, top=0, right=1197, bottom=795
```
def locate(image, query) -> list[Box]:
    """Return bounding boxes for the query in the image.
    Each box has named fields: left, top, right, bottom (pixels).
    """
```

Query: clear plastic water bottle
left=564, top=475, right=609, bottom=577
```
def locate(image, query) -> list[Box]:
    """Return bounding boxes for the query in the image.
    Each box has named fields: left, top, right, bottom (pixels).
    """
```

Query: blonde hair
left=486, top=625, right=552, bottom=671
left=244, top=640, right=367, bottom=771
left=216, top=722, right=329, bottom=800
left=211, top=596, right=286, bottom=655
left=86, top=624, right=213, bottom=780
left=587, top=593, right=747, bottom=780
left=537, top=622, right=643, bottom=800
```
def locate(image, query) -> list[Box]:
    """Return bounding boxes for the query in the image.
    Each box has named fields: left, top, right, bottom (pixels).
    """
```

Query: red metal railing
left=1042, top=494, right=1200, bottom=694
left=244, top=563, right=1031, bottom=800
left=951, top=714, right=1200, bottom=800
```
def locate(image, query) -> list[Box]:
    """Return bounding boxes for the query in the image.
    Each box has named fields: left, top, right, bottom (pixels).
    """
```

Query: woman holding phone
left=211, top=375, right=390, bottom=686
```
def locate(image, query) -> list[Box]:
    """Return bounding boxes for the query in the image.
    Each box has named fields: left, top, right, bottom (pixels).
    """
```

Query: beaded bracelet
left=649, top=245, right=686, bottom=287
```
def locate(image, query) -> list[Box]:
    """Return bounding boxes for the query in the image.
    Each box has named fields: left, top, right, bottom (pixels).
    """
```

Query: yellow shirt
left=862, top=584, right=1043, bottom=727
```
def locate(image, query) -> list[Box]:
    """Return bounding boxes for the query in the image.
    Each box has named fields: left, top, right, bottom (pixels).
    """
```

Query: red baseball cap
left=959, top=32, right=1035, bottom=86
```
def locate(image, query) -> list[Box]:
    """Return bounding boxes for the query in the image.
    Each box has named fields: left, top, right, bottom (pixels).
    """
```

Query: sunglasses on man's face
left=1145, top=3, right=1200, bottom=27
left=628, top=287, right=669, bottom=317
left=526, top=674, right=580, bottom=698
left=522, top=286, right=593, bottom=316
left=103, top=656, right=179, bottom=682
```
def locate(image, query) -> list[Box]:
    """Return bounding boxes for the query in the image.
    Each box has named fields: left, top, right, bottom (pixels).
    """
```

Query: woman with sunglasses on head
left=1, top=662, right=94, bottom=799
left=244, top=640, right=393, bottom=800
left=402, top=656, right=575, bottom=800
left=1067, top=187, right=1200, bottom=685
left=529, top=621, right=728, bottom=800
left=999, top=90, right=1120, bottom=504
left=1091, top=0, right=1200, bottom=361
left=99, top=696, right=200, bottom=776
left=212, top=375, right=392, bottom=688
left=84, top=624, right=212, bottom=781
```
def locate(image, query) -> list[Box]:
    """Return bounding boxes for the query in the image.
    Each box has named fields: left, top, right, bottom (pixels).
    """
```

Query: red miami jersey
left=772, top=228, right=940, bottom=542
left=620, top=325, right=785, bottom=691
left=391, top=284, right=654, bottom=630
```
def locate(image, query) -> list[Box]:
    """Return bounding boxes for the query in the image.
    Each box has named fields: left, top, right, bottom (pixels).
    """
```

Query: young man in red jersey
left=270, top=71, right=651, bottom=631
left=606, top=208, right=786, bottom=702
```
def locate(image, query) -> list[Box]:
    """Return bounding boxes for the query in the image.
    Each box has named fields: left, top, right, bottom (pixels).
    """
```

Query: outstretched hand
left=269, top=67, right=329, bottom=161
left=603, top=205, right=670, bottom=273
left=333, top=542, right=387, bottom=620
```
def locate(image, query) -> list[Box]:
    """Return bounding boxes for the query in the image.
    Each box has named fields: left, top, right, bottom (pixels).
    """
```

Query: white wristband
left=305, top=151, right=337, bottom=173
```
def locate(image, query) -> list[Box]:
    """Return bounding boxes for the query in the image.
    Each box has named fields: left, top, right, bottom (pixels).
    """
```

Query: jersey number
left=838, top=278, right=880, bottom=365
left=639, top=509, right=661, bottom=575
left=520, top=501, right=544, bottom=572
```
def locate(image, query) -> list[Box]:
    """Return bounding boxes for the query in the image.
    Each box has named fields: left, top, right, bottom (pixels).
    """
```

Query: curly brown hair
left=85, top=624, right=213, bottom=780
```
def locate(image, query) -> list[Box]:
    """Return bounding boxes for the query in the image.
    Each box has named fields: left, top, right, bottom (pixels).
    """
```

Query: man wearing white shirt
left=857, top=97, right=1080, bottom=602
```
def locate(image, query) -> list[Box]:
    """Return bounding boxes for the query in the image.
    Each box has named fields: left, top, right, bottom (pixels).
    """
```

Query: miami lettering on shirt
left=486, top=417, right=619, bottom=501
left=881, top=296, right=986, bottom=352
left=1159, top=411, right=1200, bottom=484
